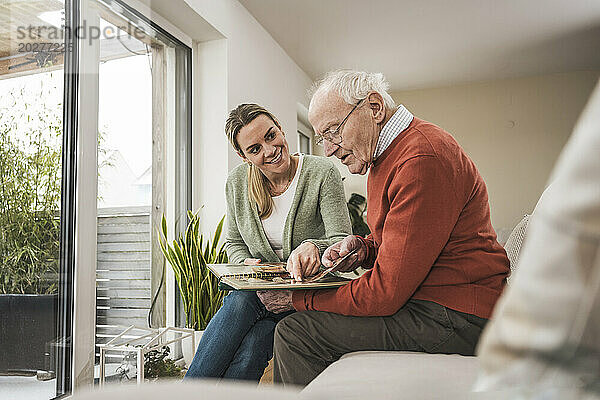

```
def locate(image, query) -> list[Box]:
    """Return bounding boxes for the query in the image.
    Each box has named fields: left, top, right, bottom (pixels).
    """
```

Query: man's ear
left=366, top=91, right=386, bottom=124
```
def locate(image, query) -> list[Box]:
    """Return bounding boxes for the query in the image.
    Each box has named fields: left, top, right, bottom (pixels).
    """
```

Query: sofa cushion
left=503, top=214, right=531, bottom=281
left=301, top=351, right=478, bottom=400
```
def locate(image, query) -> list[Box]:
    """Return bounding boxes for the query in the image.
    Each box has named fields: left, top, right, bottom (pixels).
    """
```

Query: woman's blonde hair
left=225, top=103, right=282, bottom=219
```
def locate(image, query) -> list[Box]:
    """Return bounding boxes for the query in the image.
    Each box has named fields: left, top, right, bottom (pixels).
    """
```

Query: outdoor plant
left=158, top=211, right=228, bottom=331
left=0, top=88, right=62, bottom=294
left=0, top=83, right=113, bottom=294
left=0, top=79, right=112, bottom=294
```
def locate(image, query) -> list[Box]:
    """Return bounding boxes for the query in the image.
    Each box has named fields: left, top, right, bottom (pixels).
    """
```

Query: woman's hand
left=287, top=242, right=321, bottom=281
left=322, top=235, right=367, bottom=272
left=243, top=258, right=262, bottom=265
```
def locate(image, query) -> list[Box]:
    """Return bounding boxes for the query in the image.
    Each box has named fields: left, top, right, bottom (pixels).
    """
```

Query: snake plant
left=158, top=211, right=228, bottom=330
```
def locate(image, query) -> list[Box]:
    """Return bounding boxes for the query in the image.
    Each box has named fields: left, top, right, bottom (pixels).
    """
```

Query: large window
left=0, top=1, right=73, bottom=398
left=0, top=0, right=191, bottom=397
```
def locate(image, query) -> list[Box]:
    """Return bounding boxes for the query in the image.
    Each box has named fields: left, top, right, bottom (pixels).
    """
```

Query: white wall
left=392, top=71, right=600, bottom=236
left=194, top=38, right=229, bottom=233
left=182, top=0, right=313, bottom=232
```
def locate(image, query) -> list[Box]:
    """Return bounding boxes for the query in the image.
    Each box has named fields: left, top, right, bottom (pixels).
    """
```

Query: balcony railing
left=95, top=206, right=152, bottom=364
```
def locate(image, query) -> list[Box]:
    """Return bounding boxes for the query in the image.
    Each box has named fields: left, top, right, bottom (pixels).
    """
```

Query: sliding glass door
left=82, top=0, right=192, bottom=388
left=0, top=0, right=75, bottom=398
left=0, top=0, right=190, bottom=396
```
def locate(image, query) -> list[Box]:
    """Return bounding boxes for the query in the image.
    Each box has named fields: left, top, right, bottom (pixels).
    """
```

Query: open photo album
left=207, top=263, right=354, bottom=291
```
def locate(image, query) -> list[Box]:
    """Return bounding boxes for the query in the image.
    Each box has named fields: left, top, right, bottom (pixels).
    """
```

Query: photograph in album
left=207, top=263, right=353, bottom=291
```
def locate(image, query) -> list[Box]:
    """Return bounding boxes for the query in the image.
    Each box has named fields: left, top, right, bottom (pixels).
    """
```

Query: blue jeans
left=184, top=291, right=293, bottom=382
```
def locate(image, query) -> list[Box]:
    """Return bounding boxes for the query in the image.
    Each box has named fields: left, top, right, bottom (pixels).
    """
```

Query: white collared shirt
left=373, top=105, right=414, bottom=161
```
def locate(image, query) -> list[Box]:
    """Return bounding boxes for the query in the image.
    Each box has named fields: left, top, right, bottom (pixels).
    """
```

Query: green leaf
left=158, top=210, right=228, bottom=330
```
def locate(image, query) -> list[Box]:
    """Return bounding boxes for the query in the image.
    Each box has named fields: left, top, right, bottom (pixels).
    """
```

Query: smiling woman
left=225, top=104, right=297, bottom=218
left=183, top=103, right=351, bottom=383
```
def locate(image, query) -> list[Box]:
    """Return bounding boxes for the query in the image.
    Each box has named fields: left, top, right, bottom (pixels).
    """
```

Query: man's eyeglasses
left=315, top=98, right=364, bottom=146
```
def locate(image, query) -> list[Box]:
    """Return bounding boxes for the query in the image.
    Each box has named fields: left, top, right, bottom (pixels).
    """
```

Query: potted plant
left=0, top=84, right=111, bottom=375
left=142, top=346, right=182, bottom=380
left=158, top=211, right=228, bottom=366
left=115, top=346, right=183, bottom=382
left=0, top=93, right=62, bottom=374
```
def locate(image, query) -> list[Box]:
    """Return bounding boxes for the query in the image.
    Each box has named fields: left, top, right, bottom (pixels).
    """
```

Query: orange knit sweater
left=292, top=117, right=509, bottom=318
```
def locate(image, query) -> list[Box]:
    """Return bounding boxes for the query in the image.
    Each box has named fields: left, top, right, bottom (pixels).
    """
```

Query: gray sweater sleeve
left=302, top=166, right=352, bottom=255
left=224, top=177, right=252, bottom=264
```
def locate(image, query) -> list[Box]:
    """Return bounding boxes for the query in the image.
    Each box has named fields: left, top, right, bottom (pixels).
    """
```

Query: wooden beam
left=0, top=51, right=64, bottom=80
left=150, top=43, right=166, bottom=328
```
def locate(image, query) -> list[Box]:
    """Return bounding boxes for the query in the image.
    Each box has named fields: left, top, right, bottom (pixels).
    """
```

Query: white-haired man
left=257, top=70, right=510, bottom=386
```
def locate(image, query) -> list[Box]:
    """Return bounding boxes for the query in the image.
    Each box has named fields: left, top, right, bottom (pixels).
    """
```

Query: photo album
left=207, top=263, right=353, bottom=291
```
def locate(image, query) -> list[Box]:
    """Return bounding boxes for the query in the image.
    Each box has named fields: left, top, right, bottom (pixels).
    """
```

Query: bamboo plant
left=0, top=89, right=62, bottom=295
left=158, top=211, right=228, bottom=331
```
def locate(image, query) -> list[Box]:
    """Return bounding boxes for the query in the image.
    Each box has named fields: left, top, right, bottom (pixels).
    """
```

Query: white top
left=261, top=154, right=304, bottom=259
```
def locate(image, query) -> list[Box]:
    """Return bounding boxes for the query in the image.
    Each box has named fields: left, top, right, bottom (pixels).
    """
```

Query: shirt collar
left=373, top=105, right=414, bottom=161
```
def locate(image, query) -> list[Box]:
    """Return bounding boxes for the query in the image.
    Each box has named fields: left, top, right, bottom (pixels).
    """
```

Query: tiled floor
left=0, top=376, right=55, bottom=400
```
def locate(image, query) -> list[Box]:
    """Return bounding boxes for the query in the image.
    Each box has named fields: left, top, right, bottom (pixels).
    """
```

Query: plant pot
left=182, top=330, right=204, bottom=368
left=0, top=294, right=58, bottom=373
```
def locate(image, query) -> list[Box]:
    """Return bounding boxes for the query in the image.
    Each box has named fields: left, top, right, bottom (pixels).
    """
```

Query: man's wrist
left=355, top=235, right=373, bottom=267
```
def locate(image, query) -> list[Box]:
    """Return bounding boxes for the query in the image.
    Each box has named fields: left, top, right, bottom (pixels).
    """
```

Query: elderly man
left=257, top=70, right=510, bottom=386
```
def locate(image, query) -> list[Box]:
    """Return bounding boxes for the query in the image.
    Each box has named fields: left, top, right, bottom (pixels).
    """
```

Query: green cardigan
left=224, top=155, right=352, bottom=264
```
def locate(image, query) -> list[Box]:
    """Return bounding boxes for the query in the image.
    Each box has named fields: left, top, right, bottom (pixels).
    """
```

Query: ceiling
left=239, top=0, right=600, bottom=91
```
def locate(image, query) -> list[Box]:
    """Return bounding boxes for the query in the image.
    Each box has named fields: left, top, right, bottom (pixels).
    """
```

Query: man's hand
left=287, top=242, right=321, bottom=281
left=256, top=290, right=294, bottom=313
left=322, top=235, right=367, bottom=272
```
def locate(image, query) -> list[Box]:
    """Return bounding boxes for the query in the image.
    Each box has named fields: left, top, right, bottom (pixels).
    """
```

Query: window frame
left=298, top=129, right=312, bottom=155
left=55, top=0, right=79, bottom=396
left=67, top=0, right=192, bottom=392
